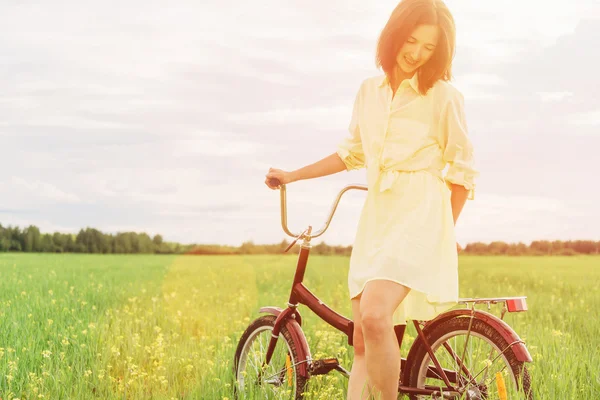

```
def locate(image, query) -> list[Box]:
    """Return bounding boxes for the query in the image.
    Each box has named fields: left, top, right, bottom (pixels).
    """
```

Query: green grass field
left=0, top=253, right=598, bottom=399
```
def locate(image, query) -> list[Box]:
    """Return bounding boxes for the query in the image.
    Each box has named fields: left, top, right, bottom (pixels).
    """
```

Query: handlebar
left=267, top=178, right=368, bottom=240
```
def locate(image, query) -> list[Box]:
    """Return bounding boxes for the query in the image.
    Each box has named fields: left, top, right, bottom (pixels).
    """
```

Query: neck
left=390, top=67, right=413, bottom=87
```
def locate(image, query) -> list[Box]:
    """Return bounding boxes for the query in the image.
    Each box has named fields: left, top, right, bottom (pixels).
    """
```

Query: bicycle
left=233, top=180, right=533, bottom=399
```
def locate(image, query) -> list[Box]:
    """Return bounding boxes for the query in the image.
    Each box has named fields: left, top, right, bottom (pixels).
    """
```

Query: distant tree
left=314, top=241, right=333, bottom=255
left=556, top=247, right=577, bottom=256
left=3, top=220, right=600, bottom=257
left=10, top=240, right=22, bottom=251
left=137, top=233, right=154, bottom=253
left=551, top=240, right=563, bottom=254
left=507, top=242, right=528, bottom=256
left=0, top=236, right=9, bottom=252
left=114, top=232, right=133, bottom=254
left=572, top=240, right=597, bottom=254
left=52, top=232, right=66, bottom=251
left=278, top=239, right=290, bottom=252
left=464, top=242, right=489, bottom=255
left=39, top=234, right=54, bottom=252
left=530, top=240, right=552, bottom=255
left=23, top=225, right=41, bottom=252
left=488, top=241, right=509, bottom=255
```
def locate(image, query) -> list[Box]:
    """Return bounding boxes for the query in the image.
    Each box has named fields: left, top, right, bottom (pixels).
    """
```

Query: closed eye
left=407, top=36, right=436, bottom=50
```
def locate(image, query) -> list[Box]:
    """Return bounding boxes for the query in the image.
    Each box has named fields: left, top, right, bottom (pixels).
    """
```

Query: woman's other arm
left=265, top=153, right=347, bottom=189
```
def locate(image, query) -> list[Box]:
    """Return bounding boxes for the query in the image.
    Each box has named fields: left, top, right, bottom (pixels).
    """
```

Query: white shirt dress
left=337, top=73, right=479, bottom=324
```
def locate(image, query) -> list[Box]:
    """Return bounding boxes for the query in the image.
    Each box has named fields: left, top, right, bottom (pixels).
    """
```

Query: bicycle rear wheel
left=233, top=315, right=307, bottom=400
left=405, top=317, right=533, bottom=399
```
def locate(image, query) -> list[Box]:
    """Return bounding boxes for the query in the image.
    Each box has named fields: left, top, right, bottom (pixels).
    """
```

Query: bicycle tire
left=233, top=315, right=308, bottom=400
left=405, top=317, right=533, bottom=399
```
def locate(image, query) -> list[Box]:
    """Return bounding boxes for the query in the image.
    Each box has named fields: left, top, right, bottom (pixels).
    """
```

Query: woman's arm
left=290, top=153, right=348, bottom=182
left=265, top=153, right=347, bottom=189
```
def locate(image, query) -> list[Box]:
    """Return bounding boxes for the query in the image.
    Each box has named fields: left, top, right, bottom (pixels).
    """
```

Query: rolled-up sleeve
left=336, top=83, right=366, bottom=171
left=441, top=89, right=479, bottom=200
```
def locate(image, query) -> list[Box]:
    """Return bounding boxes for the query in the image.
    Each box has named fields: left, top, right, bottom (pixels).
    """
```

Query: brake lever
left=284, top=226, right=311, bottom=253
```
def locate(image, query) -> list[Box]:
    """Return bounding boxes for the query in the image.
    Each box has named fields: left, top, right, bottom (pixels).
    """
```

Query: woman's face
left=396, top=24, right=440, bottom=74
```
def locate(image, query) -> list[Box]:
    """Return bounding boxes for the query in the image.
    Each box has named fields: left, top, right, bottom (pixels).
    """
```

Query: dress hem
left=350, top=276, right=447, bottom=301
left=349, top=277, right=458, bottom=323
left=350, top=277, right=415, bottom=300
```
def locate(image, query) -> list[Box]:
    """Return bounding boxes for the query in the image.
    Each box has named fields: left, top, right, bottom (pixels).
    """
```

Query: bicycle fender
left=422, top=309, right=533, bottom=363
left=259, top=306, right=312, bottom=378
left=260, top=306, right=303, bottom=326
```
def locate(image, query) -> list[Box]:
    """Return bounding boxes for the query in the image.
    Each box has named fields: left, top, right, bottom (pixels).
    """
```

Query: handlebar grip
left=268, top=178, right=281, bottom=187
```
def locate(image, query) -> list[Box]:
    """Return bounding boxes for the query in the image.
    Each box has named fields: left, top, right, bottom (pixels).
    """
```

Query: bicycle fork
left=264, top=306, right=296, bottom=366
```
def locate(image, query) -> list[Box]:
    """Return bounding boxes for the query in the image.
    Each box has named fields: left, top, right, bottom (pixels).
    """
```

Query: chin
left=399, top=62, right=417, bottom=74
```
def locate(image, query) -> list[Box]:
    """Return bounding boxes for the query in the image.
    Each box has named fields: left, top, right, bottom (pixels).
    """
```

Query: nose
left=411, top=46, right=424, bottom=61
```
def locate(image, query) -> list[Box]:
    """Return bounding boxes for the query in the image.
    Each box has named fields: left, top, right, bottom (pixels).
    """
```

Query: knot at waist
left=368, top=163, right=444, bottom=192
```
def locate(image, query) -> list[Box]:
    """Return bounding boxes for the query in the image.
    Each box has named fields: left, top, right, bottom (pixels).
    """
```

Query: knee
left=360, top=310, right=391, bottom=341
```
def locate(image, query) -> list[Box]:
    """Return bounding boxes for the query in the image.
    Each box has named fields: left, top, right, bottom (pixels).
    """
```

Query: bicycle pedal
left=308, top=358, right=342, bottom=376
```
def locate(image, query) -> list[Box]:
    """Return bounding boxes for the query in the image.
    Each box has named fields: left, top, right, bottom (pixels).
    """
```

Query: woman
left=265, top=0, right=478, bottom=398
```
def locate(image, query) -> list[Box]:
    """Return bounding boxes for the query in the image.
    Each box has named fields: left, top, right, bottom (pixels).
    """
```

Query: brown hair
left=375, top=0, right=456, bottom=94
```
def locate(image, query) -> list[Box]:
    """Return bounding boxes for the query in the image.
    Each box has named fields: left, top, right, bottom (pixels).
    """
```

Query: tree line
left=0, top=223, right=598, bottom=256
left=0, top=224, right=193, bottom=254
left=189, top=239, right=599, bottom=256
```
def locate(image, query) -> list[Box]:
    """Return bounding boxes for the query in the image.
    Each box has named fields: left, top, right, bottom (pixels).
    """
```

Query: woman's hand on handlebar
left=265, top=168, right=294, bottom=190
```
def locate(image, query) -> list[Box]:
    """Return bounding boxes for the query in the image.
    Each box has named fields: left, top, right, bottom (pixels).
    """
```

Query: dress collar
left=378, top=72, right=421, bottom=95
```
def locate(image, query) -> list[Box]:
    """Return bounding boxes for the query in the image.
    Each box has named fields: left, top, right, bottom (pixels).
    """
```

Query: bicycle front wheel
left=233, top=315, right=307, bottom=400
left=406, top=317, right=533, bottom=399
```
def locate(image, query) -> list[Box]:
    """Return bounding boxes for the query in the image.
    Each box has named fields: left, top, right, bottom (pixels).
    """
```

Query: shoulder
left=430, top=79, right=465, bottom=104
left=356, top=74, right=386, bottom=92
left=364, top=74, right=386, bottom=86
left=349, top=74, right=385, bottom=102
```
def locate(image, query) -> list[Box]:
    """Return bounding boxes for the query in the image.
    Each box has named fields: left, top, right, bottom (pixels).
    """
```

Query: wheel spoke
left=414, top=323, right=529, bottom=399
left=468, top=347, right=513, bottom=386
left=235, top=317, right=301, bottom=399
left=441, top=337, right=474, bottom=385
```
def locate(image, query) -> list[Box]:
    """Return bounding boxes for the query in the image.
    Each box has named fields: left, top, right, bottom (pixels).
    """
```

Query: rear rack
left=458, top=296, right=528, bottom=313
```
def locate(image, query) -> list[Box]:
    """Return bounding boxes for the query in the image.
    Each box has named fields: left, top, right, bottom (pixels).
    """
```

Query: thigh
left=359, top=280, right=410, bottom=319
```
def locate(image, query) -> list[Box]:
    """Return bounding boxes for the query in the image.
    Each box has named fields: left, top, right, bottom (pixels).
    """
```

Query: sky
left=1, top=0, right=599, bottom=247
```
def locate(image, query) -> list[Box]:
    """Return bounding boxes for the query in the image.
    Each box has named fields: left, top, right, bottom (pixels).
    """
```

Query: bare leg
left=360, top=280, right=410, bottom=400
left=347, top=296, right=372, bottom=400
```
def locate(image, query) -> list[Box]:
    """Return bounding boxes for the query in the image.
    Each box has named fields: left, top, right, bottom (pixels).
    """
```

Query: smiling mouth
left=404, top=56, right=418, bottom=66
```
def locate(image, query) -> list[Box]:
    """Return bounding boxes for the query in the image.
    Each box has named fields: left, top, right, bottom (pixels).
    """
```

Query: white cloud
left=567, top=110, right=600, bottom=126
left=448, top=0, right=598, bottom=46
left=454, top=193, right=596, bottom=245
left=226, top=105, right=350, bottom=131
left=0, top=214, right=79, bottom=235
left=537, top=91, right=574, bottom=103
left=457, top=73, right=506, bottom=87
left=455, top=86, right=503, bottom=101
left=172, top=138, right=264, bottom=157
left=0, top=1, right=598, bottom=247
left=0, top=116, right=139, bottom=131
left=10, top=177, right=81, bottom=204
